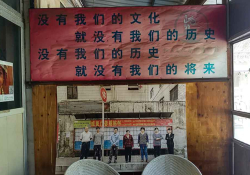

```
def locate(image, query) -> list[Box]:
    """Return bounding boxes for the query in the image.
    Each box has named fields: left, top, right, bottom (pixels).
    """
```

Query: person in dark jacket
left=138, top=127, right=149, bottom=162
left=153, top=127, right=163, bottom=158
left=165, top=128, right=174, bottom=154
left=123, top=130, right=134, bottom=163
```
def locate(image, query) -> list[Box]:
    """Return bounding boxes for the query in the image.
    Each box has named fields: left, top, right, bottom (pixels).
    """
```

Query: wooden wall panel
left=33, top=85, right=57, bottom=175
left=186, top=82, right=232, bottom=175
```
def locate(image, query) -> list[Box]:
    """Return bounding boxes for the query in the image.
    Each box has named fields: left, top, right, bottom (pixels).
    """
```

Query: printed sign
left=0, top=61, right=14, bottom=102
left=100, top=87, right=107, bottom=102
left=74, top=120, right=91, bottom=128
left=30, top=6, right=227, bottom=81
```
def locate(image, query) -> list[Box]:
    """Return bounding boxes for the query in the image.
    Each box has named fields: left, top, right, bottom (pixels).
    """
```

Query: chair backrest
left=65, top=159, right=120, bottom=175
left=142, top=155, right=202, bottom=175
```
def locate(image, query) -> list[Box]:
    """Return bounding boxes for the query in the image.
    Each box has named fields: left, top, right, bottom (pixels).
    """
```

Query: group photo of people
left=56, top=84, right=187, bottom=174
left=79, top=126, right=175, bottom=163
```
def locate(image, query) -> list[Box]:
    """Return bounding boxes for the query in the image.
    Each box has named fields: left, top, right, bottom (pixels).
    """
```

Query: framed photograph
left=0, top=60, right=14, bottom=102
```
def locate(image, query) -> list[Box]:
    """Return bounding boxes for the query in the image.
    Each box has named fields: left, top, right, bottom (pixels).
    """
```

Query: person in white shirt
left=80, top=126, right=92, bottom=159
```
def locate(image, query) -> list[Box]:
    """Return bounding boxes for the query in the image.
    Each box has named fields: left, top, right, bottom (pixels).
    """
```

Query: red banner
left=90, top=119, right=172, bottom=127
left=30, top=6, right=227, bottom=81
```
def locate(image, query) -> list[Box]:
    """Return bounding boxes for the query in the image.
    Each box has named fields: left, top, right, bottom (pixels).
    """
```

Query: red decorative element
left=100, top=87, right=107, bottom=102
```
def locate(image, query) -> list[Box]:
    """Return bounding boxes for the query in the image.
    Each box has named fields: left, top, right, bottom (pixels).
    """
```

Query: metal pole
left=102, top=101, right=104, bottom=161
left=232, top=141, right=234, bottom=175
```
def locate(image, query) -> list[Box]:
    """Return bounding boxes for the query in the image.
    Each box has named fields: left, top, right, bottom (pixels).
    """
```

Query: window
left=232, top=37, right=250, bottom=146
left=170, top=85, right=178, bottom=101
left=67, top=86, right=77, bottom=99
left=60, top=2, right=65, bottom=8
left=103, top=86, right=111, bottom=91
left=2, top=0, right=20, bottom=12
left=234, top=115, right=250, bottom=145
left=0, top=16, right=21, bottom=110
left=204, top=0, right=222, bottom=5
left=159, top=96, right=164, bottom=102
left=233, top=38, right=250, bottom=113
left=128, top=84, right=139, bottom=90
left=150, top=88, right=154, bottom=99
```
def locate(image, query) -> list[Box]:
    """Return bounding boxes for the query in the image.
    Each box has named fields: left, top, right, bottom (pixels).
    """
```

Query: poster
left=74, top=120, right=91, bottom=128
left=29, top=5, right=227, bottom=81
left=0, top=61, right=14, bottom=102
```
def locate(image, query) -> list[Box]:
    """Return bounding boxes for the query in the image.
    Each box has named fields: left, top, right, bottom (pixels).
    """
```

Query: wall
left=0, top=109, right=24, bottom=175
left=57, top=85, right=149, bottom=103
left=32, top=85, right=57, bottom=175
left=36, top=0, right=60, bottom=8
left=234, top=142, right=250, bottom=175
left=186, top=82, right=232, bottom=175
left=149, top=84, right=186, bottom=101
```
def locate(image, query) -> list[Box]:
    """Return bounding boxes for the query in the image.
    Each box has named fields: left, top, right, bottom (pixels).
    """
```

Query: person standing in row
left=80, top=126, right=92, bottom=159
left=108, top=128, right=119, bottom=164
left=123, top=130, right=134, bottom=163
left=93, top=126, right=103, bottom=161
left=138, top=127, right=149, bottom=162
left=165, top=128, right=174, bottom=154
left=153, top=128, right=163, bottom=158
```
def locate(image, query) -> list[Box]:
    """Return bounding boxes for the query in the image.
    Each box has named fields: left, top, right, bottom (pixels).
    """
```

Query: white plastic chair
left=142, top=155, right=202, bottom=175
left=65, top=159, right=120, bottom=175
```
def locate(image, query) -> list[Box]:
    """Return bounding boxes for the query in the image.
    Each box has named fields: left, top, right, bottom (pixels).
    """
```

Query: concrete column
left=25, top=1, right=61, bottom=174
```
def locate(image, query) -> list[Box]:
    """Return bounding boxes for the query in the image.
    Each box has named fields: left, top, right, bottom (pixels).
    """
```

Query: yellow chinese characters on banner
left=74, top=120, right=91, bottom=128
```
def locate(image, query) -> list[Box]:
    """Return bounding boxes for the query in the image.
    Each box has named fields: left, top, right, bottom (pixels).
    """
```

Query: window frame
left=170, top=85, right=178, bottom=101
left=0, top=0, right=26, bottom=174
left=128, top=84, right=139, bottom=90
left=67, top=86, right=78, bottom=99
left=231, top=37, right=250, bottom=115
left=231, top=35, right=250, bottom=141
left=230, top=34, right=250, bottom=175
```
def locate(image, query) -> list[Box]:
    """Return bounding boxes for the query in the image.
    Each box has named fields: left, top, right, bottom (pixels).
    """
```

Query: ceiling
left=81, top=0, right=187, bottom=7
left=204, top=0, right=221, bottom=5
left=67, top=0, right=213, bottom=8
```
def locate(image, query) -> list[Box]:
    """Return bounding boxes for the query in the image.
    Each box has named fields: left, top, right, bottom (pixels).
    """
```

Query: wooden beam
left=186, top=82, right=232, bottom=174
left=185, top=0, right=206, bottom=5
left=33, top=85, right=57, bottom=175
